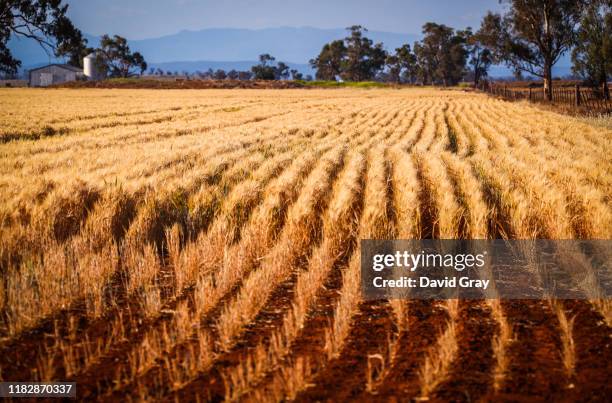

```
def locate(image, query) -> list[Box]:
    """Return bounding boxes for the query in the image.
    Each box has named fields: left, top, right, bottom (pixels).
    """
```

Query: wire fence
left=478, top=81, right=612, bottom=114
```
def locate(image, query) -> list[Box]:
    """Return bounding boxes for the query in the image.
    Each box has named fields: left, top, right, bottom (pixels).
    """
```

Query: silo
left=83, top=52, right=105, bottom=80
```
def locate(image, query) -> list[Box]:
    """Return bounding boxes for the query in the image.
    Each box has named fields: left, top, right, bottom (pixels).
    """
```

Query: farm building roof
left=28, top=64, right=83, bottom=73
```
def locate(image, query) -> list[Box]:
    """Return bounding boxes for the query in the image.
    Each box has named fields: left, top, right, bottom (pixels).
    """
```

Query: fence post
left=528, top=87, right=532, bottom=101
left=504, top=85, right=507, bottom=99
left=575, top=84, right=581, bottom=107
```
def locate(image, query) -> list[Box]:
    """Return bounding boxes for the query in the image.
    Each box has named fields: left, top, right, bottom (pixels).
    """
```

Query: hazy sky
left=64, top=0, right=504, bottom=39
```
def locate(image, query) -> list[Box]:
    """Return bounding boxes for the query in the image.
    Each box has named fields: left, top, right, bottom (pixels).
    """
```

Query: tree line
left=145, top=55, right=313, bottom=81
left=310, top=0, right=610, bottom=100
left=147, top=68, right=254, bottom=80
left=1, top=0, right=610, bottom=100
left=310, top=23, right=492, bottom=86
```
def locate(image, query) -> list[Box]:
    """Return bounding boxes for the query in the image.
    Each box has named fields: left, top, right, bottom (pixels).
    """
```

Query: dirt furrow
left=162, top=107, right=407, bottom=401
left=430, top=300, right=497, bottom=402
left=0, top=130, right=322, bottom=385
left=109, top=143, right=351, bottom=401
left=287, top=145, right=397, bottom=402
left=66, top=141, right=330, bottom=399
left=197, top=150, right=368, bottom=402
left=471, top=152, right=570, bottom=400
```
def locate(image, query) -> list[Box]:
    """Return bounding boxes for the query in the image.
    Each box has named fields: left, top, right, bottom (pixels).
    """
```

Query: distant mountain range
left=10, top=27, right=417, bottom=75
left=8, top=26, right=572, bottom=78
left=119, top=27, right=419, bottom=66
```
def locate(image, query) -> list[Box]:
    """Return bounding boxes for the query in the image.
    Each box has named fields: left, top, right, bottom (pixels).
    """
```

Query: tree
left=275, top=61, right=289, bottom=80
left=96, top=34, right=147, bottom=77
left=290, top=69, right=303, bottom=80
left=55, top=28, right=90, bottom=68
left=396, top=44, right=417, bottom=83
left=238, top=70, right=252, bottom=80
left=572, top=0, right=611, bottom=98
left=310, top=26, right=386, bottom=82
left=227, top=69, right=239, bottom=80
left=386, top=44, right=416, bottom=83
left=251, top=53, right=276, bottom=80
left=341, top=25, right=387, bottom=81
left=385, top=53, right=401, bottom=83
left=310, top=40, right=346, bottom=80
left=213, top=69, right=227, bottom=80
left=416, top=23, right=467, bottom=86
left=251, top=54, right=290, bottom=80
left=1, top=0, right=86, bottom=74
left=479, top=1, right=583, bottom=101
left=412, top=23, right=466, bottom=86
left=413, top=41, right=432, bottom=84
left=463, top=27, right=493, bottom=86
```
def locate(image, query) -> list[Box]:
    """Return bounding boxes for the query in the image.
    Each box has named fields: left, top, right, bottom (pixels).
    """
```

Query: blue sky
left=65, top=0, right=504, bottom=39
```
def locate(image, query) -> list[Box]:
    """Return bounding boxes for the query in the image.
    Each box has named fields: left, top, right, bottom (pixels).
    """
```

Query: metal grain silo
left=83, top=52, right=106, bottom=80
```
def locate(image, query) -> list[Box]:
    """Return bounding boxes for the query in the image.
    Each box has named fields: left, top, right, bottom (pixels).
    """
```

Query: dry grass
left=0, top=87, right=609, bottom=401
left=222, top=150, right=367, bottom=400
left=215, top=145, right=346, bottom=351
left=418, top=300, right=460, bottom=398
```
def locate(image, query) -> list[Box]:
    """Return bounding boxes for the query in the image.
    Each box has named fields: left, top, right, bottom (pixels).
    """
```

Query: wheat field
left=0, top=88, right=610, bottom=401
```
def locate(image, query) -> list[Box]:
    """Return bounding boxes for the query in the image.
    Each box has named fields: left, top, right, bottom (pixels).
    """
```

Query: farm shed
left=28, top=64, right=84, bottom=87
